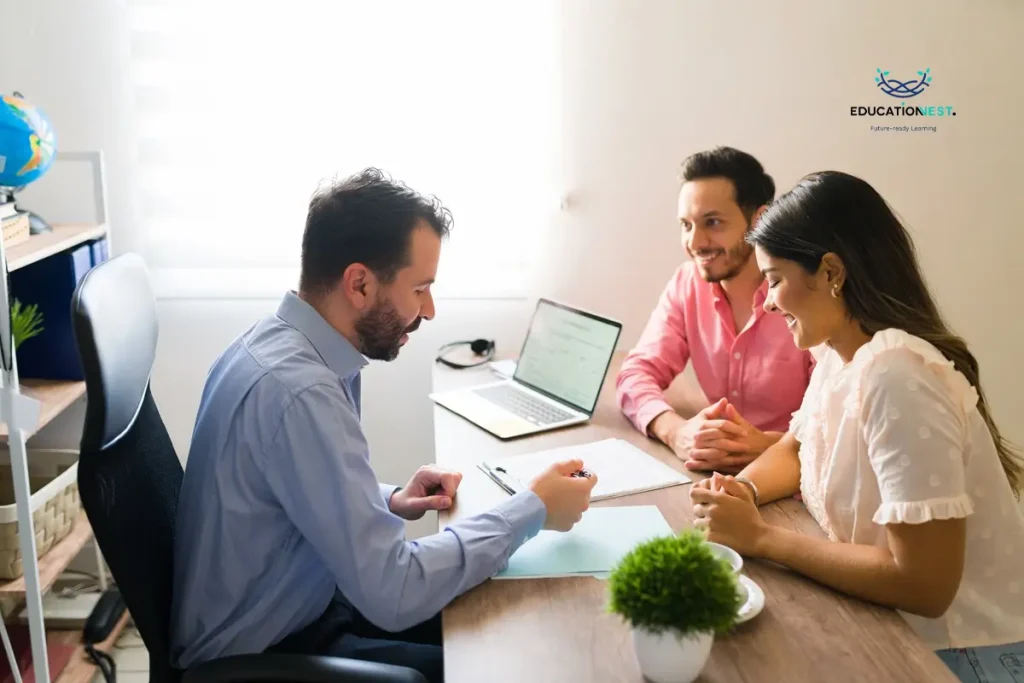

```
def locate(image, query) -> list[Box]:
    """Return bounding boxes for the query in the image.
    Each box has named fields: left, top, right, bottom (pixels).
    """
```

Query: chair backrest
left=71, top=253, right=182, bottom=681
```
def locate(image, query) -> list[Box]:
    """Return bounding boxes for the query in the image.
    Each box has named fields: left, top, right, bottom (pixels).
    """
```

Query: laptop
left=429, top=298, right=623, bottom=439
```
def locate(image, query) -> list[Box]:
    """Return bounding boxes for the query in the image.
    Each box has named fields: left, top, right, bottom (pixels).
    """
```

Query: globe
left=0, top=93, right=57, bottom=189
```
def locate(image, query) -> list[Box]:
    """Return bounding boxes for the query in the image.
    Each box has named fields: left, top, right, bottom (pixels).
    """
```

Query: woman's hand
left=690, top=473, right=770, bottom=556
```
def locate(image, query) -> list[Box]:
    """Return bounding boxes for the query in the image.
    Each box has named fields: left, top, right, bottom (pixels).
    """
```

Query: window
left=127, top=1, right=560, bottom=298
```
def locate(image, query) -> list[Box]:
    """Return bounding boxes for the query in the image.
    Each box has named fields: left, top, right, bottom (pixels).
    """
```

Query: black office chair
left=71, top=253, right=427, bottom=683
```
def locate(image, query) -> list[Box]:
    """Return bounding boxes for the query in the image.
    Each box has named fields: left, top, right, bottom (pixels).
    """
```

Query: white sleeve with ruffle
left=859, top=346, right=975, bottom=525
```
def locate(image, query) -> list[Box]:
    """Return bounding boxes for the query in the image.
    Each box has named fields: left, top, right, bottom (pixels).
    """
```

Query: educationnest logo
left=851, top=68, right=957, bottom=133
left=876, top=67, right=931, bottom=98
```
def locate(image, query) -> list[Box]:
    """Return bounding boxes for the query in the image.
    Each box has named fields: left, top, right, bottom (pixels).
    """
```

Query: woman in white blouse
left=690, top=170, right=1024, bottom=681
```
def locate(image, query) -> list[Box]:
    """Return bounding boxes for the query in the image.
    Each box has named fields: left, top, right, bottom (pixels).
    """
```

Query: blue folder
left=495, top=505, right=674, bottom=579
left=10, top=240, right=104, bottom=380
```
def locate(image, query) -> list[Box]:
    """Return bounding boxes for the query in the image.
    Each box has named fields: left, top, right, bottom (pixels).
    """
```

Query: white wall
left=0, top=0, right=141, bottom=249
left=542, top=1, right=1024, bottom=516
left=5, top=0, right=1024, bottom=551
left=542, top=0, right=1024, bottom=445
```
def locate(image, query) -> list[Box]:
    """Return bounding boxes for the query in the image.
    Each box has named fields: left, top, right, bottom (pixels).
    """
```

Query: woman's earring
left=831, top=285, right=840, bottom=298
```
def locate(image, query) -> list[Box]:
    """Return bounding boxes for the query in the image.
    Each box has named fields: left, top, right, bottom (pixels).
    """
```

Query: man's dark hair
left=678, top=146, right=775, bottom=218
left=299, top=167, right=453, bottom=297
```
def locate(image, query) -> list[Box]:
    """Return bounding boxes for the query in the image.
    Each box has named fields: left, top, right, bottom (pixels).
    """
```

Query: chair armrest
left=182, top=653, right=429, bottom=683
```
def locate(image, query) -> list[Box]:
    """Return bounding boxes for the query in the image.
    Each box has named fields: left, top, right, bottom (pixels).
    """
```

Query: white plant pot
left=631, top=627, right=714, bottom=683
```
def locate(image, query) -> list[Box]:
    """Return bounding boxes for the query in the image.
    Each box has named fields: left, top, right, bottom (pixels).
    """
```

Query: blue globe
left=0, top=93, right=57, bottom=189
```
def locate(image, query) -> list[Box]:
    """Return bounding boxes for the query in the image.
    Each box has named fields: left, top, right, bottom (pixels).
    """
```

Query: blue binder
left=90, top=237, right=109, bottom=266
left=9, top=240, right=106, bottom=380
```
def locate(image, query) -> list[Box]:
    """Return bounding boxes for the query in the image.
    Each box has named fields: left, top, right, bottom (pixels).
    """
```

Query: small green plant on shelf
left=11, top=299, right=44, bottom=350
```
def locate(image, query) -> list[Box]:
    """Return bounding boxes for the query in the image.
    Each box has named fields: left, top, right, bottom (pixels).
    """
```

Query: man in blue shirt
left=170, top=168, right=597, bottom=682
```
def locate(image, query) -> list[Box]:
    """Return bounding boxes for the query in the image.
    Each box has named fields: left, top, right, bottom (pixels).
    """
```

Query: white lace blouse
left=789, top=328, right=1024, bottom=650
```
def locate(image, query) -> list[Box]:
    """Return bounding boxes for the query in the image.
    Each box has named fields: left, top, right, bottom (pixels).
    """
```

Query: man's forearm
left=648, top=410, right=685, bottom=445
left=356, top=491, right=546, bottom=632
left=616, top=351, right=688, bottom=436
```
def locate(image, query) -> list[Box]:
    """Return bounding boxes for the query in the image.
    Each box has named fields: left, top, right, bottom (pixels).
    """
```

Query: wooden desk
left=432, top=353, right=959, bottom=683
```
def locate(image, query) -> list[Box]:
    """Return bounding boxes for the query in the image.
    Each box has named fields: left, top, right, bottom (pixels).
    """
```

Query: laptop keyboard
left=474, top=384, right=576, bottom=426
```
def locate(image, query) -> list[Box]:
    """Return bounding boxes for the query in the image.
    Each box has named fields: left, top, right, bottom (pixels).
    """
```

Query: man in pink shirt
left=617, top=147, right=814, bottom=473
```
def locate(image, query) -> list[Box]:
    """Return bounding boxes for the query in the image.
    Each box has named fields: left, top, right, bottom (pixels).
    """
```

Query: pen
left=485, top=465, right=517, bottom=496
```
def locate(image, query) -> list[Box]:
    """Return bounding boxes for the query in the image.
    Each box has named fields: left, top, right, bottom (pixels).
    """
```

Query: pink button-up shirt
left=617, top=262, right=814, bottom=436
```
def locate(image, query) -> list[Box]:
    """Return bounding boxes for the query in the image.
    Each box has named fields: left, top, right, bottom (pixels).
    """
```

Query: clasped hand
left=690, top=472, right=768, bottom=556
left=390, top=465, right=463, bottom=521
left=670, top=398, right=773, bottom=473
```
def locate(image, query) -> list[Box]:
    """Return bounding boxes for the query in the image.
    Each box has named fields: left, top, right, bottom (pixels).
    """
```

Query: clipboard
left=478, top=438, right=691, bottom=502
left=479, top=461, right=524, bottom=496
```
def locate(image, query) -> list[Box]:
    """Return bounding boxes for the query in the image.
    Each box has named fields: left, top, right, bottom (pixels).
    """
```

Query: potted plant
left=11, top=299, right=43, bottom=350
left=608, top=531, right=742, bottom=683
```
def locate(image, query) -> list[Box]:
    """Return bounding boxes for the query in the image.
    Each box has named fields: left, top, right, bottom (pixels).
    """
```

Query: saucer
left=735, top=574, right=765, bottom=624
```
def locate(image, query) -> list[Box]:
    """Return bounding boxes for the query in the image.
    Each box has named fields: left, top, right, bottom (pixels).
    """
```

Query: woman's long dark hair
left=748, top=171, right=1022, bottom=497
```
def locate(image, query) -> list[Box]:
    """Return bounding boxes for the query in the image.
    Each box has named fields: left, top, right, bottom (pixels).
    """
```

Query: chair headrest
left=72, top=253, right=158, bottom=451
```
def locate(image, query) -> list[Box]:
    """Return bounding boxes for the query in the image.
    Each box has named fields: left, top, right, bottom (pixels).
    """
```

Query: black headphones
left=435, top=338, right=496, bottom=369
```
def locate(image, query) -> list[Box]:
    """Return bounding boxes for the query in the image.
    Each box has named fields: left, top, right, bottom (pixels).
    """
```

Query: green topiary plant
left=608, top=531, right=741, bottom=638
left=11, top=299, right=44, bottom=350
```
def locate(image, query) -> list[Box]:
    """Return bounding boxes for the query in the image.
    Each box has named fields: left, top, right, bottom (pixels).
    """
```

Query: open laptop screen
left=513, top=299, right=623, bottom=414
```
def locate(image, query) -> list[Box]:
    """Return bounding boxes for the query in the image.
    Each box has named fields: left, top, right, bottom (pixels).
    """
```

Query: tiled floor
left=90, top=626, right=148, bottom=683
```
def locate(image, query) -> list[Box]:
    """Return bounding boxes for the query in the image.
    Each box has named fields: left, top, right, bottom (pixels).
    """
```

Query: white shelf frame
left=0, top=150, right=113, bottom=683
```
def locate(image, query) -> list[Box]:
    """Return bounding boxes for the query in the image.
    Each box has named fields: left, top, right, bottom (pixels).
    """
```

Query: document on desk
left=478, top=438, right=691, bottom=501
left=495, top=505, right=674, bottom=579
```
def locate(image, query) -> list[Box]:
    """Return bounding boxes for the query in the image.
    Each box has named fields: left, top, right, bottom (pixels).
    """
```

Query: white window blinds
left=127, top=1, right=560, bottom=297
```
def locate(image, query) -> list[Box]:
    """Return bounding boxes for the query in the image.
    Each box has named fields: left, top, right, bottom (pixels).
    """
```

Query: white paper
left=488, top=359, right=517, bottom=379
left=481, top=438, right=691, bottom=501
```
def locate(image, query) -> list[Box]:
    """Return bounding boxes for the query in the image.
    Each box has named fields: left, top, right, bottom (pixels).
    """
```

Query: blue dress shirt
left=170, top=292, right=546, bottom=668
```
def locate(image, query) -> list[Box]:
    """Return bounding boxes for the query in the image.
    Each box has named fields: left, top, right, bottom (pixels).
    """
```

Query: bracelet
left=734, top=476, right=760, bottom=507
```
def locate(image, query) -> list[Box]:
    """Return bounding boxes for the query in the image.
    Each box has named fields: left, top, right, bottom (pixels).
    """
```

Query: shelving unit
left=0, top=512, right=93, bottom=597
left=6, top=225, right=108, bottom=273
left=0, top=380, right=86, bottom=441
left=0, top=218, right=113, bottom=683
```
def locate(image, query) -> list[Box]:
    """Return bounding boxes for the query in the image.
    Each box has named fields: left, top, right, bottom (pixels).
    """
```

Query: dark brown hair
left=749, top=170, right=1022, bottom=497
left=300, top=168, right=452, bottom=297
left=679, top=146, right=775, bottom=218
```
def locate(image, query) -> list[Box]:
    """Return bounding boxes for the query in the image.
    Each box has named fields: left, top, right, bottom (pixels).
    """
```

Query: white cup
left=706, top=541, right=743, bottom=574
left=707, top=541, right=748, bottom=603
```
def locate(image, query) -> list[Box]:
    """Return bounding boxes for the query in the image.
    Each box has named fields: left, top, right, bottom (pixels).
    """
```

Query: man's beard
left=355, top=298, right=421, bottom=361
left=690, top=240, right=754, bottom=283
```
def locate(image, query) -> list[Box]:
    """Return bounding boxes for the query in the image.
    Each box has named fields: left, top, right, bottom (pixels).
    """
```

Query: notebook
left=496, top=505, right=675, bottom=579
left=478, top=438, right=691, bottom=502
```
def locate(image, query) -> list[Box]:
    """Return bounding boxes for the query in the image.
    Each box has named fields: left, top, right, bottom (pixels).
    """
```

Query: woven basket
left=0, top=457, right=80, bottom=580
